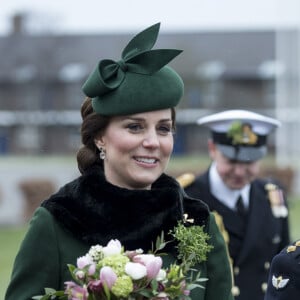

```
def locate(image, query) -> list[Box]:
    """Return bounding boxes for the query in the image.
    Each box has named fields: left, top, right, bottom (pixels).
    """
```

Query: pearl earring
left=99, top=147, right=106, bottom=160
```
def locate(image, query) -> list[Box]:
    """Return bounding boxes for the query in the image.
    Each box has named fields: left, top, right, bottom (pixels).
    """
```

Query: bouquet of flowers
left=33, top=220, right=213, bottom=300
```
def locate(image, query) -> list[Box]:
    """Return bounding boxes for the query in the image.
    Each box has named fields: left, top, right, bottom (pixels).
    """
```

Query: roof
left=0, top=30, right=279, bottom=82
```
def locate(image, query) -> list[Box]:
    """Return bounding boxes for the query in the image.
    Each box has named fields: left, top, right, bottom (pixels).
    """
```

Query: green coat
left=5, top=168, right=233, bottom=300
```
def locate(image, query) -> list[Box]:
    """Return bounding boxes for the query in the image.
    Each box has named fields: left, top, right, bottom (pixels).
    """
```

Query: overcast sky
left=1, top=0, right=300, bottom=35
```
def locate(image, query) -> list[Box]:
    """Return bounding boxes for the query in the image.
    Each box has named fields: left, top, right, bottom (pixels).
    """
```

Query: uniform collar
left=209, top=162, right=250, bottom=210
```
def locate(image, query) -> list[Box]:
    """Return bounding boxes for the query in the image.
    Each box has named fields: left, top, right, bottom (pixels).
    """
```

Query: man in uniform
left=183, top=110, right=290, bottom=300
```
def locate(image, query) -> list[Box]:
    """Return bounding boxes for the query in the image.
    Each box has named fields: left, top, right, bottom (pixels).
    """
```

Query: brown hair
left=76, top=98, right=111, bottom=174
left=77, top=97, right=176, bottom=174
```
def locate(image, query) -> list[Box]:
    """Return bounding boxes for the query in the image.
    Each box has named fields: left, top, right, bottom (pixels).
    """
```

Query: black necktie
left=236, top=195, right=247, bottom=216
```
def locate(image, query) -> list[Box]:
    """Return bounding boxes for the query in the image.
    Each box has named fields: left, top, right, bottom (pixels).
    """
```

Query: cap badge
left=227, top=121, right=258, bottom=145
left=265, top=183, right=288, bottom=218
left=272, top=275, right=290, bottom=289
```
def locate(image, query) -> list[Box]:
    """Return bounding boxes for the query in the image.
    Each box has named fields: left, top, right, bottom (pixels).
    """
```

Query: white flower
left=135, top=248, right=144, bottom=254
left=75, top=270, right=85, bottom=279
left=88, top=245, right=103, bottom=262
left=102, top=239, right=122, bottom=257
left=157, top=292, right=168, bottom=298
left=125, top=262, right=147, bottom=280
left=156, top=269, right=167, bottom=281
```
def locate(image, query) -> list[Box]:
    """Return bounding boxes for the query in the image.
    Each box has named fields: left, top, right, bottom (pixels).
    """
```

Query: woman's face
left=208, top=140, right=260, bottom=190
left=95, top=109, right=174, bottom=190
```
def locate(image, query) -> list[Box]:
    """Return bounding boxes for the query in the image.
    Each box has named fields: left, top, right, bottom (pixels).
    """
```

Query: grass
left=0, top=226, right=28, bottom=299
left=288, top=195, right=300, bottom=240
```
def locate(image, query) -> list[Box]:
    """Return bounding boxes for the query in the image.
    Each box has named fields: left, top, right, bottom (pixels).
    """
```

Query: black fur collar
left=42, top=165, right=209, bottom=251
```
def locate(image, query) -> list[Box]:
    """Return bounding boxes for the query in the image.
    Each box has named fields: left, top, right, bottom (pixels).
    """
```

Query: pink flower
left=100, top=266, right=117, bottom=289
left=76, top=254, right=96, bottom=276
left=77, top=255, right=93, bottom=269
left=133, top=254, right=155, bottom=265
left=133, top=254, right=163, bottom=279
left=180, top=280, right=190, bottom=296
left=125, top=249, right=143, bottom=260
left=87, top=279, right=103, bottom=293
left=64, top=281, right=77, bottom=290
left=87, top=263, right=96, bottom=275
left=145, top=256, right=163, bottom=279
left=64, top=281, right=88, bottom=300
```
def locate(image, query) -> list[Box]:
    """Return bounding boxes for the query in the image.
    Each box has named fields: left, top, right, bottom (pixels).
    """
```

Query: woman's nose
left=142, top=130, right=159, bottom=148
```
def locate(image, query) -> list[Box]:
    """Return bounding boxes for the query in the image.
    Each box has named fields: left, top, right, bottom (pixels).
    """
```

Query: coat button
left=232, top=286, right=240, bottom=296
left=264, top=262, right=270, bottom=270
left=233, top=266, right=240, bottom=275
left=261, top=282, right=268, bottom=292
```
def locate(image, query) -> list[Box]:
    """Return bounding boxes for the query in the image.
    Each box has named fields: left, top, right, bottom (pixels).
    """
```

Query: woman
left=5, top=23, right=233, bottom=300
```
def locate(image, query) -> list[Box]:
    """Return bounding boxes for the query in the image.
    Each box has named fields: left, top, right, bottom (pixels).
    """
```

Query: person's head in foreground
left=197, top=109, right=281, bottom=190
left=77, top=22, right=184, bottom=190
left=264, top=240, right=300, bottom=300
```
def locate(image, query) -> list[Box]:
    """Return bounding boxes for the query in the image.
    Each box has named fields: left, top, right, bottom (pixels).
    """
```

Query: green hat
left=82, top=23, right=184, bottom=116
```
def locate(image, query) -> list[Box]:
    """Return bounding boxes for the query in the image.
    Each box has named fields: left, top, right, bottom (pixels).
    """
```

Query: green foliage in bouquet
left=170, top=222, right=213, bottom=271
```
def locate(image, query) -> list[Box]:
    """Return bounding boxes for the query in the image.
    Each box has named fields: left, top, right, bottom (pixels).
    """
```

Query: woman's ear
left=94, top=136, right=105, bottom=149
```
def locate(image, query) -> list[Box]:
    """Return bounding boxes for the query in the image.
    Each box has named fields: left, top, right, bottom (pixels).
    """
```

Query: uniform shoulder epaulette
left=176, top=173, right=196, bottom=188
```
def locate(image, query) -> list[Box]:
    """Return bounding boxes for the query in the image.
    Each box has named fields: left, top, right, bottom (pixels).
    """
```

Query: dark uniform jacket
left=184, top=169, right=290, bottom=300
left=5, top=165, right=233, bottom=300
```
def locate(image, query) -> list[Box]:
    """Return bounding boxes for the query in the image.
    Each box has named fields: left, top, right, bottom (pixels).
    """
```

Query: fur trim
left=42, top=166, right=209, bottom=250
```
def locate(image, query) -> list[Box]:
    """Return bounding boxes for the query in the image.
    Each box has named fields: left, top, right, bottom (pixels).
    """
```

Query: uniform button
left=264, top=262, right=270, bottom=270
left=233, top=266, right=240, bottom=275
left=261, top=282, right=268, bottom=292
left=232, top=286, right=240, bottom=296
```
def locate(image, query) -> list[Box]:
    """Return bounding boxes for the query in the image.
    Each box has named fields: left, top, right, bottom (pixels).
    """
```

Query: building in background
left=1, top=10, right=300, bottom=225
left=1, top=14, right=296, bottom=157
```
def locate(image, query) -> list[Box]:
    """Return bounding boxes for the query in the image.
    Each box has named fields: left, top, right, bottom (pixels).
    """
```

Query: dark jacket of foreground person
left=5, top=166, right=233, bottom=300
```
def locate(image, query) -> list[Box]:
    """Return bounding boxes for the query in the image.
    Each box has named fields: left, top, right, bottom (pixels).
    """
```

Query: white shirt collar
left=209, top=162, right=250, bottom=210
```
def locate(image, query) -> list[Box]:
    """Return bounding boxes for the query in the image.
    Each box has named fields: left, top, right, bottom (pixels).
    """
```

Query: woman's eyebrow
left=122, top=117, right=172, bottom=123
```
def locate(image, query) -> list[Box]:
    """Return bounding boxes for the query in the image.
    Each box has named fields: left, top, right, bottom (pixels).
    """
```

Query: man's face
left=208, top=140, right=261, bottom=190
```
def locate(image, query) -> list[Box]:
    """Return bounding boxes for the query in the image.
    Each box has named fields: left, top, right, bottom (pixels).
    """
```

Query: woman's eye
left=127, top=123, right=143, bottom=132
left=157, top=126, right=172, bottom=135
